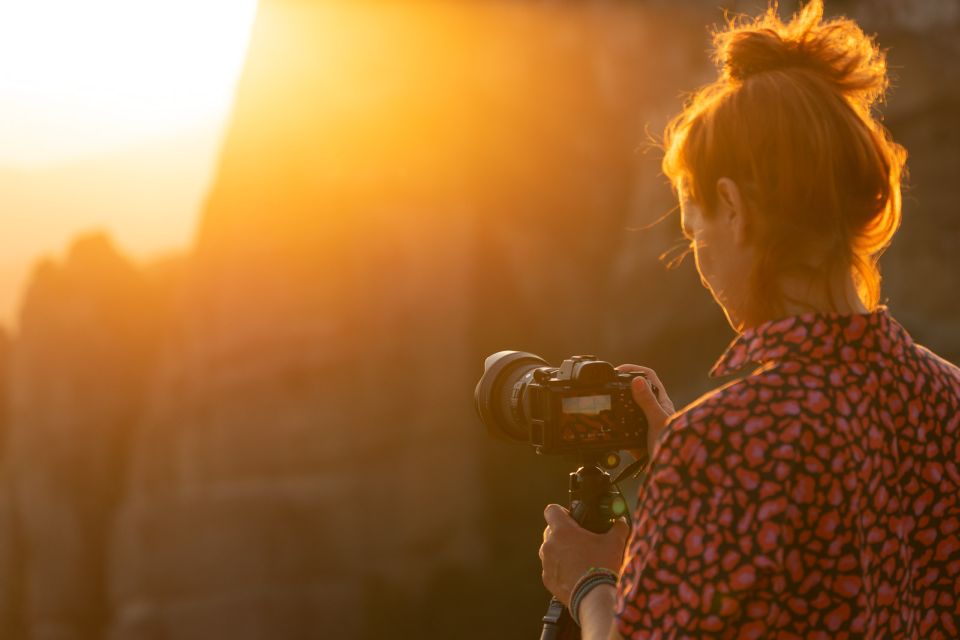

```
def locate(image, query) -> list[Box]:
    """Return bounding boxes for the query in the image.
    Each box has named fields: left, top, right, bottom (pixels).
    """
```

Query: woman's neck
left=778, top=267, right=870, bottom=317
left=734, top=268, right=871, bottom=332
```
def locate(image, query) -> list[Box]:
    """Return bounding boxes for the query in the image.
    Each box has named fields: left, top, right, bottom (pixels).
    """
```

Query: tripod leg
left=540, top=597, right=581, bottom=640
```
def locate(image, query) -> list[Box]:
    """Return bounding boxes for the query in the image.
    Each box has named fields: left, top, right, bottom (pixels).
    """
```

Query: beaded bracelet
left=569, top=567, right=618, bottom=627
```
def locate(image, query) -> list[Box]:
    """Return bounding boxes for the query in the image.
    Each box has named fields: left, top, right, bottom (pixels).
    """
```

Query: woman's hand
left=539, top=505, right=629, bottom=607
left=614, top=364, right=676, bottom=457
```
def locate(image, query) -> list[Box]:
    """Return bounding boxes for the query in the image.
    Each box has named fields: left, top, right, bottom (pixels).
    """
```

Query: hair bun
left=715, top=0, right=888, bottom=111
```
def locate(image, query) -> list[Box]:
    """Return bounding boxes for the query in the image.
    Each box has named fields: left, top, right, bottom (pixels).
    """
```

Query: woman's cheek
left=693, top=242, right=716, bottom=292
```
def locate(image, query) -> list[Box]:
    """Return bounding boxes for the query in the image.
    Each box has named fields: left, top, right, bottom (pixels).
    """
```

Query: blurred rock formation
left=0, top=2, right=957, bottom=639
left=1, top=235, right=163, bottom=640
left=0, top=327, right=24, bottom=637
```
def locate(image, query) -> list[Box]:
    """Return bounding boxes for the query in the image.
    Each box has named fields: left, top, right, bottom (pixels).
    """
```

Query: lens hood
left=474, top=350, right=547, bottom=441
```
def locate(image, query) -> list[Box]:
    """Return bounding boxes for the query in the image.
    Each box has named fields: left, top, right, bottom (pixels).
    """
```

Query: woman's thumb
left=631, top=376, right=667, bottom=420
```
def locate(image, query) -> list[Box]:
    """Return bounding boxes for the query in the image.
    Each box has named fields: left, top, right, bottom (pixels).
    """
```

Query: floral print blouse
left=616, top=308, right=960, bottom=639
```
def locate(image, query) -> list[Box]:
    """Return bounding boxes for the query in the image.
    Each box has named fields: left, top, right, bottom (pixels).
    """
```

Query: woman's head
left=663, top=0, right=907, bottom=331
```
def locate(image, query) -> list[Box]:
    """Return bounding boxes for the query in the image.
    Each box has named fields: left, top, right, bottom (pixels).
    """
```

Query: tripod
left=539, top=453, right=631, bottom=640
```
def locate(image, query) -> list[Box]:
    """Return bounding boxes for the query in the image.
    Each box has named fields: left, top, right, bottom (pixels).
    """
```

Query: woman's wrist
left=577, top=582, right=618, bottom=640
left=569, top=567, right=618, bottom=626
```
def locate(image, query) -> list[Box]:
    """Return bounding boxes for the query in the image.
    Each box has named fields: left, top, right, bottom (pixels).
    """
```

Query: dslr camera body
left=475, top=351, right=650, bottom=460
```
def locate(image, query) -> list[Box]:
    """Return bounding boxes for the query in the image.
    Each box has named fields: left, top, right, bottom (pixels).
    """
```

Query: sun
left=0, top=0, right=259, bottom=167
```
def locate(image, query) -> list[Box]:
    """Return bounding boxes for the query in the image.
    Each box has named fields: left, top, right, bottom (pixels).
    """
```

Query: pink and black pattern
left=615, top=307, right=960, bottom=639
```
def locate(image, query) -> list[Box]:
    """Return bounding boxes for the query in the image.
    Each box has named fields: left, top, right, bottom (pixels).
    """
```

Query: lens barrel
left=474, top=351, right=548, bottom=442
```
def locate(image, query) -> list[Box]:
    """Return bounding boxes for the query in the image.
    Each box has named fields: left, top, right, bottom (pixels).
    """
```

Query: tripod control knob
left=602, top=452, right=621, bottom=469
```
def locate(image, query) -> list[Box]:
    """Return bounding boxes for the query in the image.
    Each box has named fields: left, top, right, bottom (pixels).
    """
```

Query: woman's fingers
left=615, top=364, right=676, bottom=414
left=617, top=364, right=677, bottom=449
left=630, top=376, right=671, bottom=451
left=539, top=504, right=629, bottom=605
left=629, top=376, right=670, bottom=423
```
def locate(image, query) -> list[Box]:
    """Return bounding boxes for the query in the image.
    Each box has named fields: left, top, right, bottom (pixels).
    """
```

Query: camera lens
left=474, top=351, right=548, bottom=442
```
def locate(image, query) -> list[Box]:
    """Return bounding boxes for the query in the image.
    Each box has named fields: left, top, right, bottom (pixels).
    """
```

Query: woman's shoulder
left=666, top=368, right=791, bottom=434
left=653, top=376, right=769, bottom=467
left=911, top=342, right=960, bottom=388
left=655, top=368, right=816, bottom=473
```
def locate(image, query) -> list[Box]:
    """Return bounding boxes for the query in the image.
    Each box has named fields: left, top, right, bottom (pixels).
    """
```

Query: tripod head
left=568, top=452, right=630, bottom=534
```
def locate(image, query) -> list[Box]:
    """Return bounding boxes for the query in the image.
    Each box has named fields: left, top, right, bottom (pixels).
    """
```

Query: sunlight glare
left=0, top=0, right=258, bottom=166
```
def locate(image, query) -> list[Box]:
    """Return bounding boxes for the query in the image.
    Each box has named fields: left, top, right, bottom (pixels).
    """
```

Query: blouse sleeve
left=614, top=410, right=788, bottom=638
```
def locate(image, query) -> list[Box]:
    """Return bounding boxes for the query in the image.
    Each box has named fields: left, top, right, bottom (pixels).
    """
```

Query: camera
left=474, top=351, right=650, bottom=459
left=476, top=352, right=651, bottom=636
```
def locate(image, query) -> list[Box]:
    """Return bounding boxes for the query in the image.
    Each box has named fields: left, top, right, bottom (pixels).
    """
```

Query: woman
left=538, top=2, right=960, bottom=638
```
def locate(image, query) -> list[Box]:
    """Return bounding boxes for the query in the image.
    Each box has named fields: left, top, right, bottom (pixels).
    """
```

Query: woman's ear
left=715, top=177, right=749, bottom=246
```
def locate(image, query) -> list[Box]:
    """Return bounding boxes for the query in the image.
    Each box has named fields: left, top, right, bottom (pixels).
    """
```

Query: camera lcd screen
left=561, top=394, right=612, bottom=416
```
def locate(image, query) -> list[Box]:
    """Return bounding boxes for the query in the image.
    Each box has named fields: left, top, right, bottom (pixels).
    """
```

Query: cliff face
left=107, top=5, right=482, bottom=638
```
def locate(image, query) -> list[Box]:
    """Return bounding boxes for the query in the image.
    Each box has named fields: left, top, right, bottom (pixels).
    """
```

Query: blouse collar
left=709, top=306, right=911, bottom=378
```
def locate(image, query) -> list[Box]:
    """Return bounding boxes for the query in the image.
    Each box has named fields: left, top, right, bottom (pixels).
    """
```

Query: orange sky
left=0, top=0, right=257, bottom=330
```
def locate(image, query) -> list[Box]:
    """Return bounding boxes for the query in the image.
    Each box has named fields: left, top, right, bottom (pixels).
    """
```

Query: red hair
left=663, top=0, right=907, bottom=326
